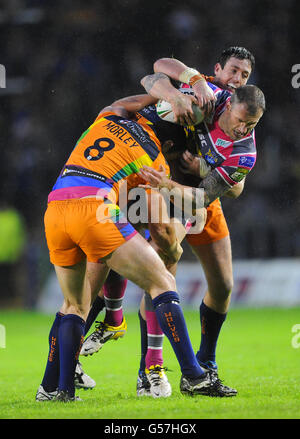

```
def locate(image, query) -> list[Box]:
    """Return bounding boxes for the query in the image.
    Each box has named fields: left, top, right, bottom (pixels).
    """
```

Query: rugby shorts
left=186, top=198, right=229, bottom=246
left=44, top=198, right=137, bottom=266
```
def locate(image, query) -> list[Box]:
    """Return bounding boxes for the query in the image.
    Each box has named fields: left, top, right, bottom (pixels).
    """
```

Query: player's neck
left=217, top=112, right=231, bottom=138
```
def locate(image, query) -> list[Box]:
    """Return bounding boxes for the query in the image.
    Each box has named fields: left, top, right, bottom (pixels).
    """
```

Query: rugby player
left=80, top=47, right=259, bottom=398
left=35, top=93, right=215, bottom=402
left=137, top=76, right=265, bottom=397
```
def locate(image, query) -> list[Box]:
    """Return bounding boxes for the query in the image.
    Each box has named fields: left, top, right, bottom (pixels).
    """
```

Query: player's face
left=214, top=57, right=252, bottom=92
left=222, top=101, right=263, bottom=141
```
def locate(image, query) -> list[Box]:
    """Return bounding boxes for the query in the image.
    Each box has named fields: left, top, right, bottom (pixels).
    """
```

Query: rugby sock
left=58, top=314, right=85, bottom=397
left=152, top=291, right=204, bottom=378
left=41, top=312, right=64, bottom=392
left=144, top=293, right=164, bottom=369
left=84, top=295, right=105, bottom=335
left=138, top=310, right=147, bottom=373
left=196, top=300, right=227, bottom=366
left=103, top=270, right=127, bottom=327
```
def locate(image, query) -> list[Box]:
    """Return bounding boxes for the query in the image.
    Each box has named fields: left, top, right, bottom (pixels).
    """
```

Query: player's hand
left=192, top=80, right=217, bottom=108
left=179, top=150, right=200, bottom=175
left=158, top=239, right=183, bottom=266
left=138, top=165, right=170, bottom=190
left=161, top=140, right=181, bottom=161
left=169, top=94, right=199, bottom=126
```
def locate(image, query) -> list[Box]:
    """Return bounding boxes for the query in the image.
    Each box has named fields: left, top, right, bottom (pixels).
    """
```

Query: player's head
left=214, top=47, right=255, bottom=92
left=220, top=85, right=265, bottom=141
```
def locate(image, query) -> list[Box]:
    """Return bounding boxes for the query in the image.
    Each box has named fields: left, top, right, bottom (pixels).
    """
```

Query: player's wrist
left=164, top=238, right=183, bottom=264
left=179, top=67, right=205, bottom=87
left=198, top=157, right=211, bottom=178
left=168, top=89, right=186, bottom=105
left=159, top=176, right=174, bottom=191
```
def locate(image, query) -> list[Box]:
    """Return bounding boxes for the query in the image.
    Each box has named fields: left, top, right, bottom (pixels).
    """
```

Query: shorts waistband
left=48, top=198, right=112, bottom=205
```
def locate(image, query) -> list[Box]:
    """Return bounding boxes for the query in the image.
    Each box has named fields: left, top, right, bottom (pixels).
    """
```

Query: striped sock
left=144, top=293, right=164, bottom=369
left=103, top=271, right=127, bottom=327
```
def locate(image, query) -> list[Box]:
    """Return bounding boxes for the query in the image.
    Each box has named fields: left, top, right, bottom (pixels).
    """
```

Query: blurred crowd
left=0, top=0, right=299, bottom=305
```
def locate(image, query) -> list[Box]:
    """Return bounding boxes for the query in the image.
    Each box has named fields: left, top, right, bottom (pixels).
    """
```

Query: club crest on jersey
left=238, top=155, right=255, bottom=168
left=205, top=148, right=219, bottom=165
left=215, top=138, right=232, bottom=148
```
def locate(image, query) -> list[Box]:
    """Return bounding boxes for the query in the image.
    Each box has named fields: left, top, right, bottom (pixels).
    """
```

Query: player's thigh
left=190, top=235, right=233, bottom=295
left=106, top=233, right=176, bottom=298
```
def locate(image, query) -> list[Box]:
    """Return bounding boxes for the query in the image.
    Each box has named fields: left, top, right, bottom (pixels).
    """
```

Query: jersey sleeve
left=215, top=133, right=257, bottom=187
left=125, top=152, right=170, bottom=193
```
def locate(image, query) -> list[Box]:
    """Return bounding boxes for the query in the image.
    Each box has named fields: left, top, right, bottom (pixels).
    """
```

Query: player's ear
left=226, top=99, right=232, bottom=111
left=214, top=63, right=222, bottom=76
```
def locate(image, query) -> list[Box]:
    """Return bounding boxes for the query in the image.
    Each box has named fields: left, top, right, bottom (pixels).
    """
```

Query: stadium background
left=0, top=0, right=299, bottom=310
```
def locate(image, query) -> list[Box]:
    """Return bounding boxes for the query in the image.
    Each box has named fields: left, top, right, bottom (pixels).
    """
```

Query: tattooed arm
left=138, top=165, right=232, bottom=209
left=99, top=94, right=157, bottom=118
left=141, top=72, right=198, bottom=126
left=198, top=169, right=232, bottom=206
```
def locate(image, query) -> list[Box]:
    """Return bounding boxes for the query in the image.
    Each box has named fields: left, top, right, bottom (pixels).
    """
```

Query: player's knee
left=149, top=269, right=176, bottom=298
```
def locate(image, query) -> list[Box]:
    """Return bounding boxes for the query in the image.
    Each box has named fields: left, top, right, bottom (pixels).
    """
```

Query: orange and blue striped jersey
left=48, top=111, right=170, bottom=203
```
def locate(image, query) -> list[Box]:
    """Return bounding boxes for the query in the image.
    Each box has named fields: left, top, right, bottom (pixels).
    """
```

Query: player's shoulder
left=231, top=132, right=257, bottom=170
left=233, top=131, right=256, bottom=153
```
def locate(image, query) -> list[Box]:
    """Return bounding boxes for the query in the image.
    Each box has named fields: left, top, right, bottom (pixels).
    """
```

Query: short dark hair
left=219, top=46, right=255, bottom=71
left=230, top=85, right=266, bottom=115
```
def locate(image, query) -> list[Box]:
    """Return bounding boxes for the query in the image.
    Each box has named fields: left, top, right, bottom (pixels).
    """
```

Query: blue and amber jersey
left=48, top=111, right=171, bottom=203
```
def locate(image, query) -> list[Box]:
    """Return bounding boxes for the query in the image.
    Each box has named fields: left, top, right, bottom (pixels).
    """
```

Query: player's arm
left=141, top=72, right=198, bottom=126
left=147, top=191, right=183, bottom=266
left=224, top=179, right=245, bottom=198
left=98, top=94, right=157, bottom=118
left=138, top=165, right=235, bottom=208
left=153, top=57, right=216, bottom=108
left=179, top=150, right=246, bottom=199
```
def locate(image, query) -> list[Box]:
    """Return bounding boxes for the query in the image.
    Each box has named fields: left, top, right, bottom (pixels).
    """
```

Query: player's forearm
left=161, top=170, right=230, bottom=208
left=154, top=57, right=206, bottom=86
left=141, top=72, right=183, bottom=103
left=149, top=222, right=176, bottom=250
left=99, top=94, right=157, bottom=118
left=199, top=170, right=232, bottom=206
left=111, top=94, right=157, bottom=112
left=224, top=178, right=245, bottom=198
left=153, top=58, right=190, bottom=81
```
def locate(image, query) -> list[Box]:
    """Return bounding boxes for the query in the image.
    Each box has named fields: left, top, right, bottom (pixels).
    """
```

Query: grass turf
left=0, top=307, right=299, bottom=419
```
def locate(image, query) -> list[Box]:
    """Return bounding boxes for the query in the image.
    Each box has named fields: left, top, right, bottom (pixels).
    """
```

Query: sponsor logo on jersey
left=215, top=138, right=232, bottom=148
left=231, top=171, right=246, bottom=182
left=231, top=166, right=250, bottom=182
left=238, top=155, right=255, bottom=168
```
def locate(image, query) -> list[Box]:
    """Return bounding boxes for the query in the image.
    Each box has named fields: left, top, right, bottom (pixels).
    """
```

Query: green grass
left=0, top=308, right=299, bottom=419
